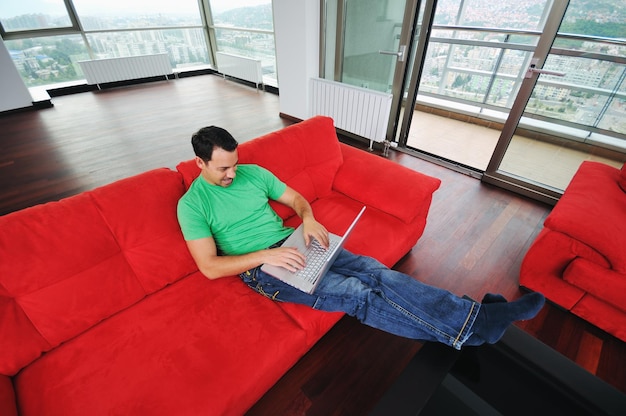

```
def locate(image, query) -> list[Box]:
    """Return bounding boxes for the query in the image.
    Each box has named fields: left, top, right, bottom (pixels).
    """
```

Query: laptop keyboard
left=296, top=238, right=340, bottom=283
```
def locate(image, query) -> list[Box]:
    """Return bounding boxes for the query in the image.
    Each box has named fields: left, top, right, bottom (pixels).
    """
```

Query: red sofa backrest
left=176, top=116, right=343, bottom=219
left=0, top=168, right=197, bottom=376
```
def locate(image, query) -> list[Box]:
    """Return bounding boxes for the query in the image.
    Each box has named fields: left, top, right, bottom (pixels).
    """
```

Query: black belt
left=267, top=235, right=290, bottom=249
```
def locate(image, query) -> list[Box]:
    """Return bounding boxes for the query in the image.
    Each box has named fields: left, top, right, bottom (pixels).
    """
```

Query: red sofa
left=520, top=161, right=626, bottom=342
left=0, top=116, right=441, bottom=415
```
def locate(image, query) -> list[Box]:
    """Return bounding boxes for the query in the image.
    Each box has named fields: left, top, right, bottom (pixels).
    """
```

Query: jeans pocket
left=239, top=267, right=281, bottom=300
left=241, top=267, right=320, bottom=307
left=254, top=282, right=282, bottom=301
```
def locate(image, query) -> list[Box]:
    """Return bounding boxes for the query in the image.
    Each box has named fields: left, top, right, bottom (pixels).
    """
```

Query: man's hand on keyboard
left=263, top=247, right=306, bottom=272
left=302, top=218, right=329, bottom=249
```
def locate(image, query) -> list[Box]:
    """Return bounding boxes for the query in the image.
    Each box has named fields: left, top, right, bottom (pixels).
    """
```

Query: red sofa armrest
left=333, top=144, right=441, bottom=224
left=520, top=229, right=607, bottom=309
left=564, top=258, right=626, bottom=313
left=0, top=375, right=18, bottom=416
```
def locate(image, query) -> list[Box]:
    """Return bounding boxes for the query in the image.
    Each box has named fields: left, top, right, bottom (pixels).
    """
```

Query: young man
left=177, top=126, right=545, bottom=350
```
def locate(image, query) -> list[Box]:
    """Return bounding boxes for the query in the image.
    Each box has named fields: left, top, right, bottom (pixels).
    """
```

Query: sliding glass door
left=323, top=0, right=414, bottom=92
left=397, top=0, right=561, bottom=171
left=323, top=0, right=625, bottom=202
left=322, top=0, right=421, bottom=139
left=483, top=0, right=626, bottom=203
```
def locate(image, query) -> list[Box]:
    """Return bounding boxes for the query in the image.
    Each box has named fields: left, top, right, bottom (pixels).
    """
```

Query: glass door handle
left=525, top=67, right=566, bottom=78
left=379, top=45, right=407, bottom=62
left=524, top=58, right=566, bottom=78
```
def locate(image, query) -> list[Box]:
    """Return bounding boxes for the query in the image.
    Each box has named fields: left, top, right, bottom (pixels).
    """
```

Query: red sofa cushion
left=520, top=229, right=590, bottom=309
left=0, top=192, right=145, bottom=375
left=90, top=168, right=197, bottom=293
left=619, top=163, right=626, bottom=192
left=237, top=116, right=342, bottom=200
left=14, top=273, right=332, bottom=416
left=0, top=168, right=196, bottom=376
left=544, top=161, right=626, bottom=273
left=571, top=294, right=626, bottom=342
left=334, top=144, right=441, bottom=224
left=177, top=158, right=200, bottom=190
left=298, top=193, right=426, bottom=267
left=0, top=375, right=17, bottom=416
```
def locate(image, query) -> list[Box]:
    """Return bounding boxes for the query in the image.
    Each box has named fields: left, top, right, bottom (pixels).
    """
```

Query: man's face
left=196, top=148, right=238, bottom=187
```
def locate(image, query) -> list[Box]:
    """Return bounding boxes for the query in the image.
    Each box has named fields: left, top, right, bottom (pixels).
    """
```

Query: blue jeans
left=240, top=249, right=480, bottom=350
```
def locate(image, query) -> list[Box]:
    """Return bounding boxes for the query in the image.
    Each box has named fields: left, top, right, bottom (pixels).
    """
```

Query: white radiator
left=216, top=52, right=263, bottom=89
left=310, top=78, right=393, bottom=145
left=78, top=54, right=173, bottom=87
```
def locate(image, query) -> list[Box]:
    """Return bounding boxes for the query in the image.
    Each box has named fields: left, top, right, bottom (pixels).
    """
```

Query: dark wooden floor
left=2, top=74, right=624, bottom=414
left=0, top=75, right=290, bottom=216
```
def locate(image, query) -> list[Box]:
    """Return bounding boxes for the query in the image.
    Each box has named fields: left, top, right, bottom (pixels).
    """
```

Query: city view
left=1, top=2, right=275, bottom=87
left=420, top=0, right=625, bottom=136
left=3, top=13, right=208, bottom=85
left=1, top=0, right=624, bottom=136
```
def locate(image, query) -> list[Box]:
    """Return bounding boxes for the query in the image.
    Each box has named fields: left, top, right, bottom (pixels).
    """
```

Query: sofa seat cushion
left=14, top=273, right=332, bottom=416
left=619, top=163, right=626, bottom=192
left=544, top=161, right=626, bottom=273
left=275, top=193, right=422, bottom=335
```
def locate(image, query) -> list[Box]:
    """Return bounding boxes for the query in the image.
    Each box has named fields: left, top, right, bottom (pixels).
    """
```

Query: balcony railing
left=417, top=25, right=626, bottom=148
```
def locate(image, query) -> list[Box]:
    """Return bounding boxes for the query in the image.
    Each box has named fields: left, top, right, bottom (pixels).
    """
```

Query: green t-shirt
left=176, top=164, right=294, bottom=255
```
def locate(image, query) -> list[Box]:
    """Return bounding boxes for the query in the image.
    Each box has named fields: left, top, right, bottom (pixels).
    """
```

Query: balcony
left=403, top=25, right=625, bottom=192
left=409, top=107, right=623, bottom=190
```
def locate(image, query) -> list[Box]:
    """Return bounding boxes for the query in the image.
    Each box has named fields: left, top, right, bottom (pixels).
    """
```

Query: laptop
left=261, top=206, right=366, bottom=294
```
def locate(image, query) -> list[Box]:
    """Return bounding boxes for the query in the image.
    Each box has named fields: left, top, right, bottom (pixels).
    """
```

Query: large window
left=72, top=1, right=202, bottom=30
left=417, top=0, right=626, bottom=138
left=0, top=0, right=277, bottom=88
left=0, top=0, right=73, bottom=31
left=4, top=35, right=90, bottom=86
left=209, top=0, right=277, bottom=86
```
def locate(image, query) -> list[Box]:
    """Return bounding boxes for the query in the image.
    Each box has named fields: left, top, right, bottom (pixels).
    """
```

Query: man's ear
left=195, top=156, right=206, bottom=170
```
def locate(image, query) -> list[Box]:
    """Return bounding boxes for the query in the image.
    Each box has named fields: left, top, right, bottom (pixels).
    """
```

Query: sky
left=0, top=0, right=271, bottom=18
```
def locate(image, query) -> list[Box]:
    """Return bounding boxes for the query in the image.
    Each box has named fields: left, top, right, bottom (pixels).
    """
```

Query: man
left=177, top=126, right=545, bottom=350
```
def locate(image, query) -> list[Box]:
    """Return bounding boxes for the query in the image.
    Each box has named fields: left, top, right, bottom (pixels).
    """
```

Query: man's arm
left=186, top=236, right=306, bottom=280
left=186, top=186, right=328, bottom=280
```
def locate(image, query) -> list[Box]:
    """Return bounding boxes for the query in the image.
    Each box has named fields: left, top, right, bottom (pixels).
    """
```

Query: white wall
left=273, top=0, right=320, bottom=120
left=0, top=37, right=33, bottom=112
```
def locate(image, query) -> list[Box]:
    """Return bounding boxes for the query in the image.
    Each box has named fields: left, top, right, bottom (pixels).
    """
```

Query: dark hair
left=191, top=126, right=238, bottom=162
